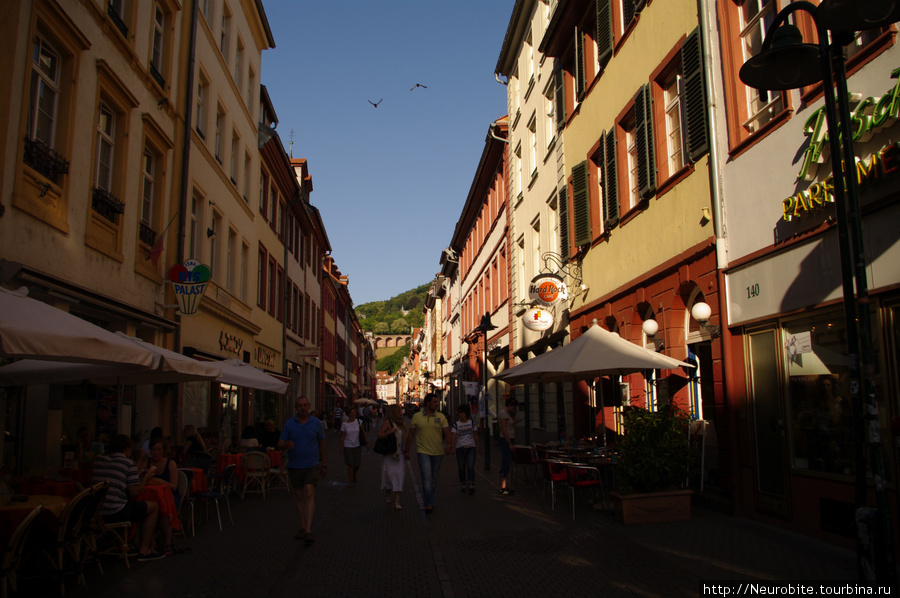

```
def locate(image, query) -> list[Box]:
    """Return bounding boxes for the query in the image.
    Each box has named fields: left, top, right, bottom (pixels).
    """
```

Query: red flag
left=146, top=212, right=178, bottom=266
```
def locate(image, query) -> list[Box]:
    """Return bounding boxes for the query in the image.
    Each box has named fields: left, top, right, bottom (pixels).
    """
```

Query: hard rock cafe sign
left=528, top=273, right=568, bottom=307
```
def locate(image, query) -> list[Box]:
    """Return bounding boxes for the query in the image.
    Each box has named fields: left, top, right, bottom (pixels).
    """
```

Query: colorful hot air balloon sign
left=168, top=259, right=211, bottom=315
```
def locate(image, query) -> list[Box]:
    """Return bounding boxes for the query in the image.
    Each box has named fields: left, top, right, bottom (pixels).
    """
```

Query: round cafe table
left=216, top=451, right=281, bottom=480
left=19, top=479, right=78, bottom=499
left=0, top=494, right=67, bottom=549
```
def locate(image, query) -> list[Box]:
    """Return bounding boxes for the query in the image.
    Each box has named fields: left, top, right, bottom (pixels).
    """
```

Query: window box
left=92, top=187, right=125, bottom=224
left=23, top=138, right=69, bottom=185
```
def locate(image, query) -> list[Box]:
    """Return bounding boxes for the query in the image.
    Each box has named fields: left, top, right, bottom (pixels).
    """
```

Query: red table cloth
left=20, top=479, right=78, bottom=499
left=137, top=482, right=180, bottom=531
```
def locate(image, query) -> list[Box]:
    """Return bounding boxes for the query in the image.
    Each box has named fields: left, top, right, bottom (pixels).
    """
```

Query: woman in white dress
left=378, top=404, right=407, bottom=509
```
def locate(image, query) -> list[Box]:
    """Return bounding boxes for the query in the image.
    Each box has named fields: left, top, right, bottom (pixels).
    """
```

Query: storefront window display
left=786, top=309, right=890, bottom=480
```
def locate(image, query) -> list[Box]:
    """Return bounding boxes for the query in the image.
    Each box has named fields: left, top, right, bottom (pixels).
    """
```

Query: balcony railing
left=107, top=3, right=128, bottom=37
left=23, top=137, right=69, bottom=185
left=149, top=63, right=165, bottom=89
left=139, top=221, right=157, bottom=246
left=92, top=187, right=125, bottom=224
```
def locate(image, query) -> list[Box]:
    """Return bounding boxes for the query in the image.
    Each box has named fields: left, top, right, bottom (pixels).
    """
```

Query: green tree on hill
left=356, top=283, right=429, bottom=332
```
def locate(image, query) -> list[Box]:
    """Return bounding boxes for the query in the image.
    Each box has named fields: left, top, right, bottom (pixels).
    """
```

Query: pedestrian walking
left=278, top=396, right=327, bottom=545
left=450, top=404, right=480, bottom=495
left=378, top=404, right=407, bottom=509
left=339, top=406, right=367, bottom=486
left=498, top=396, right=521, bottom=496
left=333, top=405, right=343, bottom=431
left=402, top=392, right=451, bottom=513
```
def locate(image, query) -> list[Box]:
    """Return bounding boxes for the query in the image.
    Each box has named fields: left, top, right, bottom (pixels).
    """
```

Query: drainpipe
left=697, top=0, right=738, bottom=507
left=175, top=0, right=199, bottom=354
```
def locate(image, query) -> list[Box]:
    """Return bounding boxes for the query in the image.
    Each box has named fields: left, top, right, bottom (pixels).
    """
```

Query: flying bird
left=368, top=99, right=382, bottom=108
left=410, top=83, right=428, bottom=91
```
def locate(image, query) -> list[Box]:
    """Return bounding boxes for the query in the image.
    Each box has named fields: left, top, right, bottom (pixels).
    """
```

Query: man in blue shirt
left=278, top=396, right=326, bottom=545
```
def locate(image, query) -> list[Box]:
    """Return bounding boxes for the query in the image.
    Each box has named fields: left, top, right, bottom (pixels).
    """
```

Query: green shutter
left=575, top=28, right=585, bottom=100
left=596, top=0, right=612, bottom=68
left=555, top=68, right=566, bottom=130
left=682, top=27, right=709, bottom=162
left=572, top=161, right=591, bottom=247
left=635, top=83, right=656, bottom=200
left=558, top=186, right=569, bottom=261
left=603, top=130, right=619, bottom=230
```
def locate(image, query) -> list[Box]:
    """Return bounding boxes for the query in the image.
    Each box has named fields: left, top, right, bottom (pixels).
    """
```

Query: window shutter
left=555, top=68, right=566, bottom=131
left=635, top=83, right=657, bottom=200
left=623, top=0, right=636, bottom=29
left=596, top=0, right=612, bottom=68
left=558, top=186, right=569, bottom=260
left=682, top=27, right=709, bottom=162
left=574, top=28, right=586, bottom=100
left=603, top=129, right=619, bottom=229
left=572, top=160, right=591, bottom=247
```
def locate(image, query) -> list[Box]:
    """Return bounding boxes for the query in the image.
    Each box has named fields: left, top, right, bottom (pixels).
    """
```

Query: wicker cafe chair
left=42, top=484, right=92, bottom=595
left=240, top=452, right=270, bottom=500
left=0, top=505, right=43, bottom=598
left=268, top=451, right=291, bottom=496
left=174, top=469, right=193, bottom=539
left=75, top=482, right=109, bottom=579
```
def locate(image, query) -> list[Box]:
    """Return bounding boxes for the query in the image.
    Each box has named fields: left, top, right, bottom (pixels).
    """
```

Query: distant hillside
left=356, top=284, right=429, bottom=334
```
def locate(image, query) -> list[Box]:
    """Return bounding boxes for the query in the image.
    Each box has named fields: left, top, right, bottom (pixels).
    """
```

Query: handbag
left=373, top=430, right=397, bottom=455
left=358, top=423, right=367, bottom=447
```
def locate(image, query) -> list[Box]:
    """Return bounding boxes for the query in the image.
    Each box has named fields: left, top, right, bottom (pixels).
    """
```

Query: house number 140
left=746, top=283, right=760, bottom=298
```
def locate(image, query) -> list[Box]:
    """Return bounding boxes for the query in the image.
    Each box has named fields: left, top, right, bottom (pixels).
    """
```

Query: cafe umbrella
left=494, top=321, right=694, bottom=448
left=0, top=286, right=160, bottom=367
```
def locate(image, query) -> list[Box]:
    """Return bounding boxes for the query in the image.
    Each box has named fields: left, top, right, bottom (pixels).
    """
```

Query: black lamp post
left=476, top=312, right=497, bottom=470
left=438, top=354, right=447, bottom=407
left=739, top=0, right=896, bottom=584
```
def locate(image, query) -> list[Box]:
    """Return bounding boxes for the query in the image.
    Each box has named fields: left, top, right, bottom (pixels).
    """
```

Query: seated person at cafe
left=75, top=425, right=99, bottom=468
left=259, top=419, right=281, bottom=449
left=147, top=437, right=179, bottom=555
left=92, top=434, right=165, bottom=561
left=182, top=424, right=207, bottom=460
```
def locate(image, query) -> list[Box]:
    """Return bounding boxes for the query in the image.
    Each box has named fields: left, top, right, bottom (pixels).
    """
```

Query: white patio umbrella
left=494, top=321, right=694, bottom=449
left=495, top=321, right=694, bottom=384
left=0, top=332, right=221, bottom=386
left=0, top=286, right=159, bottom=367
left=216, top=359, right=288, bottom=394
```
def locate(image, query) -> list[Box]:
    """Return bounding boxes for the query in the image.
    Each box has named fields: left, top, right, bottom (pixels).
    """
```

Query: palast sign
left=528, top=273, right=567, bottom=306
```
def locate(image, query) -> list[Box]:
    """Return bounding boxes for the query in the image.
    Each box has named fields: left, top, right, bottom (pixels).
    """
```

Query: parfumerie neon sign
left=783, top=66, right=900, bottom=222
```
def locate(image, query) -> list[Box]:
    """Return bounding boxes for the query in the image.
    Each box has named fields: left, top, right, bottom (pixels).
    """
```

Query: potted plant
left=610, top=404, right=695, bottom=525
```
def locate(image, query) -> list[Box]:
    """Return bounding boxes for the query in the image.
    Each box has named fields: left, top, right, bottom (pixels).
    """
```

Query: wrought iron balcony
left=107, top=3, right=128, bottom=37
left=23, top=137, right=69, bottom=185
left=149, top=63, right=165, bottom=88
left=92, top=187, right=125, bottom=224
left=139, top=221, right=157, bottom=246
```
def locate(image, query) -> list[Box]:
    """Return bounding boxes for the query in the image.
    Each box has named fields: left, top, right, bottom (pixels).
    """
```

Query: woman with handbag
left=377, top=404, right=406, bottom=509
left=339, top=406, right=367, bottom=486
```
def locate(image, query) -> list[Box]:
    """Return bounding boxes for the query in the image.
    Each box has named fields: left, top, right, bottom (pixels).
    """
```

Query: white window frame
left=29, top=34, right=60, bottom=148
left=95, top=102, right=115, bottom=192
left=141, top=149, right=154, bottom=226
left=664, top=72, right=685, bottom=175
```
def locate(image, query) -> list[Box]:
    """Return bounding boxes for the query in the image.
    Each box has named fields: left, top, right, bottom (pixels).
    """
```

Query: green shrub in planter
left=616, top=404, right=695, bottom=494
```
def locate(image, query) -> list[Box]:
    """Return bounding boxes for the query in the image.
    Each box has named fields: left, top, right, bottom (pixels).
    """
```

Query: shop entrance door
left=748, top=328, right=790, bottom=517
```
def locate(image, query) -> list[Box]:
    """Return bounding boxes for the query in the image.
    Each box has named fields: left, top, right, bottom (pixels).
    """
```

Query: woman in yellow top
left=402, top=393, right=451, bottom=513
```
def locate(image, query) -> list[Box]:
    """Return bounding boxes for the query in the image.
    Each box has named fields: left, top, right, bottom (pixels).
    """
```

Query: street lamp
left=739, top=1, right=896, bottom=584
left=438, top=354, right=447, bottom=407
left=475, top=312, right=497, bottom=470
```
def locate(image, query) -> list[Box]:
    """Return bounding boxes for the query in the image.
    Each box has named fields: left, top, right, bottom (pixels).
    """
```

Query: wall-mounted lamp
left=206, top=227, right=216, bottom=238
left=641, top=318, right=664, bottom=351
left=691, top=302, right=720, bottom=337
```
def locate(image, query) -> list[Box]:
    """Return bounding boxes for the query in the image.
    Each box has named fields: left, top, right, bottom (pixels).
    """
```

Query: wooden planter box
left=611, top=489, right=693, bottom=525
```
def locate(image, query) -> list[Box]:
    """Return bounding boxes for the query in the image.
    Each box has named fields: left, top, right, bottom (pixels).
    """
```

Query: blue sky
left=260, top=1, right=513, bottom=306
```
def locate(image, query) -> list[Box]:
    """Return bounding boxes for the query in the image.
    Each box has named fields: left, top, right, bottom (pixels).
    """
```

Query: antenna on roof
left=289, top=128, right=295, bottom=158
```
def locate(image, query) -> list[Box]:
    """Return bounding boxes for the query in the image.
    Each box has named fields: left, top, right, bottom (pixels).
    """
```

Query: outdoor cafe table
left=19, top=479, right=78, bottom=499
left=0, top=494, right=67, bottom=549
left=184, top=467, right=207, bottom=493
left=137, top=481, right=180, bottom=532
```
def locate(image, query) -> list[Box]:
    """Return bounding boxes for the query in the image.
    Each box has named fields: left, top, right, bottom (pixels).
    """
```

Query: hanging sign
left=168, top=259, right=211, bottom=315
left=523, top=307, right=554, bottom=331
left=528, top=273, right=568, bottom=306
